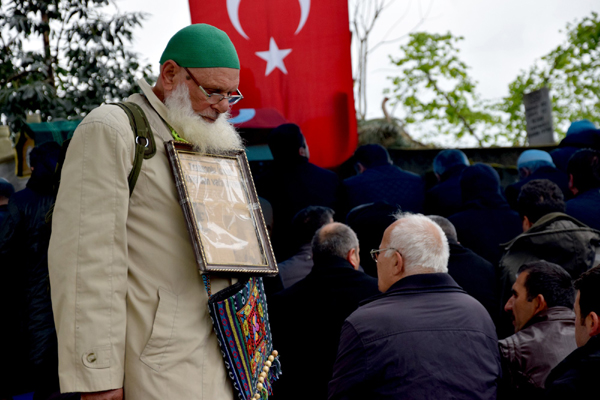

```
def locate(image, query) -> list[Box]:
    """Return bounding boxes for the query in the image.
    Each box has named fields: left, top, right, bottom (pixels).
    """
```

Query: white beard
left=164, top=84, right=243, bottom=153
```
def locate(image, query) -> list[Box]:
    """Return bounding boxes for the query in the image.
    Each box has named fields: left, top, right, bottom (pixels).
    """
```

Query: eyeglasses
left=183, top=67, right=244, bottom=105
left=370, top=248, right=400, bottom=262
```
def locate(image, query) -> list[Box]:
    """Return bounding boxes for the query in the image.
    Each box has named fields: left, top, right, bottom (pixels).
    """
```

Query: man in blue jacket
left=329, top=213, right=500, bottom=400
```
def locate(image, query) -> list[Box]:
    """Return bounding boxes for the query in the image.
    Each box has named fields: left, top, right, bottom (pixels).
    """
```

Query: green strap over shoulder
left=113, top=101, right=156, bottom=195
left=45, top=101, right=156, bottom=225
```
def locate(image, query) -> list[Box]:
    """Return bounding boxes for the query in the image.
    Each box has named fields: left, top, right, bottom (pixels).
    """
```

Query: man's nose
left=504, top=297, right=514, bottom=312
left=212, top=98, right=230, bottom=114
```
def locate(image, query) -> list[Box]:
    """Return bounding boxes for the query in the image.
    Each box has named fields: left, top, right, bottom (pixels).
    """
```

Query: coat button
left=87, top=353, right=97, bottom=363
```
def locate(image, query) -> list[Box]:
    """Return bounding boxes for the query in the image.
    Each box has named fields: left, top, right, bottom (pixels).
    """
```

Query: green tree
left=499, top=12, right=600, bottom=144
left=386, top=32, right=499, bottom=147
left=0, top=0, right=153, bottom=137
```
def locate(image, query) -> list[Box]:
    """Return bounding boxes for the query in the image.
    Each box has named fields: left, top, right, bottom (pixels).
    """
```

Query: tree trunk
left=41, top=11, right=55, bottom=88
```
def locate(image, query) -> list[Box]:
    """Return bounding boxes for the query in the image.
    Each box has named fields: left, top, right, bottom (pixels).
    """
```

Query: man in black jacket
left=0, top=141, right=77, bottom=400
left=329, top=213, right=500, bottom=400
left=255, top=123, right=340, bottom=259
left=565, top=148, right=600, bottom=231
left=342, top=144, right=424, bottom=214
left=448, top=163, right=522, bottom=266
left=269, top=222, right=379, bottom=400
left=425, top=149, right=469, bottom=217
left=546, top=265, right=600, bottom=398
left=428, top=215, right=498, bottom=324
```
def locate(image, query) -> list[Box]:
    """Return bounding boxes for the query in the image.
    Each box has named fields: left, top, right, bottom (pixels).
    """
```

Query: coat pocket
left=140, top=287, right=179, bottom=371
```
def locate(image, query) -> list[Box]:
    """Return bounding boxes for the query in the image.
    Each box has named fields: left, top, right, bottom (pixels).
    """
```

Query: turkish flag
left=188, top=0, right=357, bottom=168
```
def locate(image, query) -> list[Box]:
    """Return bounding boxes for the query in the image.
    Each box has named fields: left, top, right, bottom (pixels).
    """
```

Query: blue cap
left=517, top=150, right=554, bottom=169
left=567, top=120, right=596, bottom=136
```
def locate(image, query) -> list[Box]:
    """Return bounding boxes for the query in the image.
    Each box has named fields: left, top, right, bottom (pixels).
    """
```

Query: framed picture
left=165, top=141, right=278, bottom=276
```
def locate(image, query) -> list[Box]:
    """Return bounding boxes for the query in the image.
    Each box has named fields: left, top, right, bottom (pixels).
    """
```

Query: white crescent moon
left=226, top=0, right=249, bottom=40
left=226, top=0, right=311, bottom=39
left=295, top=0, right=311, bottom=34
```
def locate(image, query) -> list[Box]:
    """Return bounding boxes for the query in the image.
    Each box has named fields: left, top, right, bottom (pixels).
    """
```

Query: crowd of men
left=1, top=22, right=600, bottom=400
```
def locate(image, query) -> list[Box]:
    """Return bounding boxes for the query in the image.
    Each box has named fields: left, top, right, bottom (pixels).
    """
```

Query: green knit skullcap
left=160, top=24, right=240, bottom=69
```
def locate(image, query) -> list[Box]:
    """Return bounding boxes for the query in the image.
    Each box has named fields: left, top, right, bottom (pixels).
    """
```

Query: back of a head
left=574, top=265, right=600, bottom=323
left=427, top=215, right=458, bottom=242
left=292, top=206, right=335, bottom=245
left=518, top=260, right=575, bottom=309
left=568, top=148, right=600, bottom=193
left=388, top=213, right=449, bottom=273
left=0, top=177, right=15, bottom=199
left=268, top=123, right=305, bottom=162
left=311, top=222, right=358, bottom=261
left=567, top=119, right=597, bottom=136
left=459, top=163, right=502, bottom=204
left=517, top=179, right=565, bottom=224
left=30, top=141, right=61, bottom=180
left=353, top=144, right=391, bottom=168
left=433, top=149, right=469, bottom=176
left=517, top=150, right=555, bottom=176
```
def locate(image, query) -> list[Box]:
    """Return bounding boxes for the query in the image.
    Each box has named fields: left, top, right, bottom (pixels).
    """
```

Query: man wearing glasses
left=329, top=213, right=501, bottom=400
left=49, top=24, right=244, bottom=400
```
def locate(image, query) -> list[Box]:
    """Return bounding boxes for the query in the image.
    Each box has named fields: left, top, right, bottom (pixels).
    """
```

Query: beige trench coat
left=48, top=79, right=234, bottom=399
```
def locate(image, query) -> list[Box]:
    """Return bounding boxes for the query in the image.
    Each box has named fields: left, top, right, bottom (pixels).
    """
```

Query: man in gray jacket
left=499, top=261, right=577, bottom=399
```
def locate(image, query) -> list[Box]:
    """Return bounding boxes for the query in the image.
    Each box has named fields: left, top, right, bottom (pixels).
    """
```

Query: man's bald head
left=312, top=222, right=359, bottom=262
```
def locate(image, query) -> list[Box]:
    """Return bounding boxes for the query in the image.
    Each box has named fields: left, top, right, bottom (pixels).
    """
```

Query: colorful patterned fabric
left=208, top=277, right=281, bottom=400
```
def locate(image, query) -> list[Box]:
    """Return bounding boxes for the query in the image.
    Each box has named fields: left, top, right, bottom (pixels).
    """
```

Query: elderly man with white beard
left=48, top=24, right=245, bottom=400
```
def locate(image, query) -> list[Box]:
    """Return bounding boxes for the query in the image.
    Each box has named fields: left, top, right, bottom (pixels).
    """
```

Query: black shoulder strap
left=113, top=101, right=156, bottom=195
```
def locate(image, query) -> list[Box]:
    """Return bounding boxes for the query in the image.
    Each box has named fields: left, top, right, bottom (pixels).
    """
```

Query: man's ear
left=533, top=294, right=548, bottom=314
left=355, top=162, right=366, bottom=174
left=522, top=215, right=533, bottom=232
left=299, top=146, right=308, bottom=158
left=588, top=312, right=600, bottom=337
left=160, top=60, right=180, bottom=91
left=393, top=250, right=404, bottom=277
left=346, top=247, right=360, bottom=270
left=569, top=174, right=579, bottom=196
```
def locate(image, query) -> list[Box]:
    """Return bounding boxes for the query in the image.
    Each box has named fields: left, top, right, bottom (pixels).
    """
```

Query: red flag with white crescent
left=188, top=0, right=357, bottom=168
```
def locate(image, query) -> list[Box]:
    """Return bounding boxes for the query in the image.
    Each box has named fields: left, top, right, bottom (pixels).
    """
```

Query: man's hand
left=81, top=388, right=123, bottom=400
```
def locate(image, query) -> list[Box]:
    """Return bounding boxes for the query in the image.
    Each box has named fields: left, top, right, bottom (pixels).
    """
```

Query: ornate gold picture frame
left=165, top=141, right=277, bottom=276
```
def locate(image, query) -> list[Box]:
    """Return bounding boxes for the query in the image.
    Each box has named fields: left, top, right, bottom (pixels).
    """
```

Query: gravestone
left=523, top=87, right=555, bottom=145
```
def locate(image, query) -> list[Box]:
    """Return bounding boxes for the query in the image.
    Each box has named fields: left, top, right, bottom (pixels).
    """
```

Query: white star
left=255, top=38, right=292, bottom=76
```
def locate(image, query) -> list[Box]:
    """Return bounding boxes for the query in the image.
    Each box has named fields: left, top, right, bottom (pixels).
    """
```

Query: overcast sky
left=117, top=0, right=599, bottom=138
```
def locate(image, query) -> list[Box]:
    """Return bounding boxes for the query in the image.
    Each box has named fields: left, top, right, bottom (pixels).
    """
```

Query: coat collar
left=521, top=306, right=576, bottom=331
left=501, top=212, right=597, bottom=249
left=136, top=78, right=172, bottom=130
left=360, top=273, right=464, bottom=306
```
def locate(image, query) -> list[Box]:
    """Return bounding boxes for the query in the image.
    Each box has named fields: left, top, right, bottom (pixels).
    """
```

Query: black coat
left=255, top=158, right=340, bottom=259
left=329, top=273, right=501, bottom=400
left=268, top=255, right=379, bottom=400
left=0, top=174, right=56, bottom=397
left=447, top=239, right=499, bottom=325
left=425, top=164, right=466, bottom=217
left=342, top=164, right=424, bottom=214
left=545, top=335, right=600, bottom=399
left=566, top=188, right=600, bottom=231
left=448, top=164, right=523, bottom=266
left=505, top=166, right=571, bottom=210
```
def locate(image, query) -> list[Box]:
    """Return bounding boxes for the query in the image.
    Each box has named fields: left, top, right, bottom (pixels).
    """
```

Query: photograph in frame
left=165, top=141, right=277, bottom=275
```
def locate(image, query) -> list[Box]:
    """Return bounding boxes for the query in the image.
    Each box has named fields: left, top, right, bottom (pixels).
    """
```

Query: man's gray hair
left=388, top=213, right=449, bottom=273
left=427, top=215, right=458, bottom=242
left=312, top=222, right=359, bottom=259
